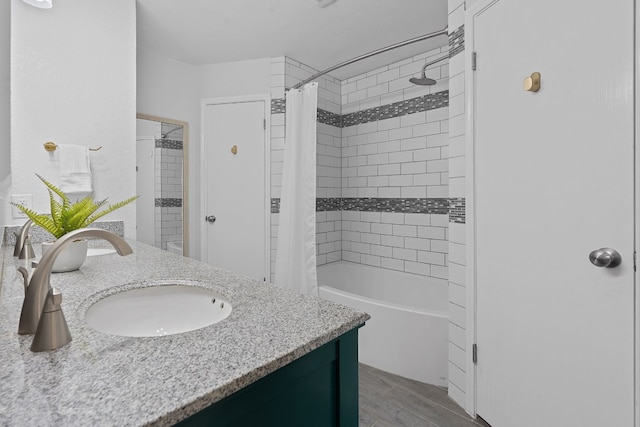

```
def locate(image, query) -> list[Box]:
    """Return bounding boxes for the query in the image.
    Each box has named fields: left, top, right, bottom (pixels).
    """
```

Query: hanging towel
left=58, top=144, right=93, bottom=197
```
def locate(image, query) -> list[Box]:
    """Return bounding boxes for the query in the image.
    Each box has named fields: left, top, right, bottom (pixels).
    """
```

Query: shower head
left=409, top=74, right=437, bottom=86
left=408, top=54, right=449, bottom=86
left=161, top=126, right=181, bottom=139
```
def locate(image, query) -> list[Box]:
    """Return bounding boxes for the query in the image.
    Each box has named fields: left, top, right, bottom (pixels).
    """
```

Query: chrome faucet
left=13, top=219, right=35, bottom=259
left=18, top=228, right=133, bottom=352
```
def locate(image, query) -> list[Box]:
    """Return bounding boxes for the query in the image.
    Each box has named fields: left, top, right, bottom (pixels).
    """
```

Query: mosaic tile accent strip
left=271, top=197, right=464, bottom=217
left=155, top=198, right=183, bottom=208
left=341, top=91, right=449, bottom=128
left=271, top=98, right=286, bottom=114
left=155, top=139, right=183, bottom=150
left=341, top=198, right=449, bottom=214
left=271, top=198, right=280, bottom=214
left=273, top=198, right=343, bottom=213
left=317, top=198, right=342, bottom=211
left=449, top=197, right=465, bottom=224
left=3, top=220, right=125, bottom=246
left=317, top=109, right=343, bottom=127
left=271, top=92, right=449, bottom=129
left=449, top=25, right=464, bottom=58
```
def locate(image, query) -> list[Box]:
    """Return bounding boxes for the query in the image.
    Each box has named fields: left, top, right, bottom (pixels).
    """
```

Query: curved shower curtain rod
left=290, top=27, right=449, bottom=90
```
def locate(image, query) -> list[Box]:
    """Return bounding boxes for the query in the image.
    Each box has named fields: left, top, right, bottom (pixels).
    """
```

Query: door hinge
left=471, top=52, right=477, bottom=71
left=472, top=343, right=478, bottom=364
left=634, top=252, right=637, bottom=272
left=263, top=119, right=266, bottom=130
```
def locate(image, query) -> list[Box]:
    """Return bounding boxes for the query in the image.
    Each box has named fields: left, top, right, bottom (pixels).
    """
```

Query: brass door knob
left=523, top=72, right=541, bottom=92
left=231, top=145, right=238, bottom=155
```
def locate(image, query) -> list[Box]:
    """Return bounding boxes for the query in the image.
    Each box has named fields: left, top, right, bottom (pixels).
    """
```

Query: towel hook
left=43, top=142, right=102, bottom=152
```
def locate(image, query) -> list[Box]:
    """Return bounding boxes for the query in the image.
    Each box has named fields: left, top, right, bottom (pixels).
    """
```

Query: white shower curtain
left=274, top=82, right=318, bottom=295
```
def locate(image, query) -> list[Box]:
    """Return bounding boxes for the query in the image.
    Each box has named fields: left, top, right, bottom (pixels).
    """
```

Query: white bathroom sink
left=87, top=248, right=117, bottom=256
left=85, top=285, right=232, bottom=337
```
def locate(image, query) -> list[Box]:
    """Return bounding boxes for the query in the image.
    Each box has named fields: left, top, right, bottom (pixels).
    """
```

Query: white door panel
left=472, top=1, right=635, bottom=426
left=203, top=101, right=267, bottom=280
left=136, top=136, right=155, bottom=246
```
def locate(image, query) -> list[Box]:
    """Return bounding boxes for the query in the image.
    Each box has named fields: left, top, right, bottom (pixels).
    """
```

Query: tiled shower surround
left=269, top=56, right=343, bottom=280
left=155, top=122, right=183, bottom=250
left=269, top=46, right=453, bottom=281
left=447, top=0, right=469, bottom=409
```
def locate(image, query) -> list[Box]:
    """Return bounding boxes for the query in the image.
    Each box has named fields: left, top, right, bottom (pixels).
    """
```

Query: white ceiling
left=136, top=0, right=448, bottom=81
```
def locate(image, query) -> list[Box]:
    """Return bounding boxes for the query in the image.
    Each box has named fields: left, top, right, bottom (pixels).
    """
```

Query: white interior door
left=203, top=100, right=267, bottom=281
left=136, top=135, right=155, bottom=246
left=471, top=1, right=635, bottom=426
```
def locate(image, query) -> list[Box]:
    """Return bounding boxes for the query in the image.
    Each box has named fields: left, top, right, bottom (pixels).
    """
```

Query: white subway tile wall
left=341, top=211, right=449, bottom=278
left=270, top=57, right=286, bottom=282
left=160, top=147, right=183, bottom=199
left=269, top=57, right=343, bottom=281
left=158, top=206, right=182, bottom=250
left=270, top=47, right=452, bottom=282
left=447, top=0, right=467, bottom=409
left=340, top=46, right=450, bottom=278
left=154, top=140, right=183, bottom=251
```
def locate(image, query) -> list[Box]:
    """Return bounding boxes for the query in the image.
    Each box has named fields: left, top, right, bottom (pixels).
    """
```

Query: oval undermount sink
left=87, top=248, right=117, bottom=256
left=85, top=285, right=232, bottom=337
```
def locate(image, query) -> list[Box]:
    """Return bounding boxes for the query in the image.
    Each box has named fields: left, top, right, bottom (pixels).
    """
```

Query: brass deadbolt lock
left=523, top=72, right=541, bottom=92
left=231, top=145, right=238, bottom=155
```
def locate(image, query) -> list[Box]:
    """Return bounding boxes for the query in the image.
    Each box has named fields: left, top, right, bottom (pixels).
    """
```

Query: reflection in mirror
left=136, top=114, right=189, bottom=257
left=0, top=0, right=9, bottom=227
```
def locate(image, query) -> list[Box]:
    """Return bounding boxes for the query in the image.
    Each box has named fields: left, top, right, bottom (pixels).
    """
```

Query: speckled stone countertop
left=0, top=239, right=368, bottom=426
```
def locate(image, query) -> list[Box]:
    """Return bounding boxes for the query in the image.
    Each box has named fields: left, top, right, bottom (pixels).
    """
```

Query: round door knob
left=589, top=248, right=621, bottom=268
left=205, top=215, right=216, bottom=223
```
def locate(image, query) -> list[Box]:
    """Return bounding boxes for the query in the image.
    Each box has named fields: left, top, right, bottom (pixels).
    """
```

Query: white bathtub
left=166, top=240, right=183, bottom=256
left=318, top=261, right=448, bottom=386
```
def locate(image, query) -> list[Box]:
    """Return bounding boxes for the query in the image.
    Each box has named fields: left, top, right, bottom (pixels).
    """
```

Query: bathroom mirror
left=136, top=113, right=189, bottom=256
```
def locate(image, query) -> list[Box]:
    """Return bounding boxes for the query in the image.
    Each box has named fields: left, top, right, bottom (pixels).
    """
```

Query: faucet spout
left=18, top=228, right=133, bottom=335
left=13, top=219, right=33, bottom=257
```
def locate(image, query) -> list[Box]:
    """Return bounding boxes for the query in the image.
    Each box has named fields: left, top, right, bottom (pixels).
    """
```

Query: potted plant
left=12, top=174, right=138, bottom=272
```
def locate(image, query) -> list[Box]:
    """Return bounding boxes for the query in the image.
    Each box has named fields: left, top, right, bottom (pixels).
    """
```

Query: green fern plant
left=11, top=174, right=138, bottom=239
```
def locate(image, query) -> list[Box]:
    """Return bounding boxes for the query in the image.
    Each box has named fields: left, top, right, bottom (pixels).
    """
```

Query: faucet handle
left=13, top=219, right=33, bottom=258
left=47, top=287, right=62, bottom=308
left=17, top=267, right=29, bottom=295
left=18, top=237, right=35, bottom=260
left=31, top=287, right=72, bottom=352
left=13, top=232, right=21, bottom=257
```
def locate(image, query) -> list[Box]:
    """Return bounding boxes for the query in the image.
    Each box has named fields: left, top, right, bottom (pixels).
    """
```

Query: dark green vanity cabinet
left=176, top=328, right=360, bottom=427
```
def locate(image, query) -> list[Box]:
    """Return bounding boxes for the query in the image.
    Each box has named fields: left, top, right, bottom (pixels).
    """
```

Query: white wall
left=0, top=0, right=11, bottom=226
left=200, top=58, right=272, bottom=99
left=10, top=0, right=136, bottom=237
left=137, top=49, right=200, bottom=122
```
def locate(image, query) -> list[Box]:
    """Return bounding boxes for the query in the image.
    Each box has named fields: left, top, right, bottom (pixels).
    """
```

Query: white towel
left=58, top=144, right=93, bottom=197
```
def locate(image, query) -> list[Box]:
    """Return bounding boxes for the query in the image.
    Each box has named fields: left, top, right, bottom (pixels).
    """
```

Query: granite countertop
left=0, top=239, right=368, bottom=426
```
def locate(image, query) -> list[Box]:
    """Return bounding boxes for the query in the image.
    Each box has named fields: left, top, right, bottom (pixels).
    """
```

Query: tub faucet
left=18, top=228, right=133, bottom=352
left=13, top=219, right=35, bottom=259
